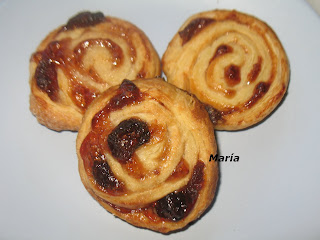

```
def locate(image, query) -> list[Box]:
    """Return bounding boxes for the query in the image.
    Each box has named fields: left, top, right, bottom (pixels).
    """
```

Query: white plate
left=1, top=0, right=319, bottom=239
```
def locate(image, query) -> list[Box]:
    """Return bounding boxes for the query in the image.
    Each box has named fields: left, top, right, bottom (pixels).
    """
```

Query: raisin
left=64, top=11, right=105, bottom=30
left=154, top=161, right=205, bottom=222
left=107, top=118, right=150, bottom=163
left=155, top=191, right=188, bottom=221
left=35, top=58, right=58, bottom=101
left=92, top=160, right=123, bottom=191
left=34, top=41, right=65, bottom=101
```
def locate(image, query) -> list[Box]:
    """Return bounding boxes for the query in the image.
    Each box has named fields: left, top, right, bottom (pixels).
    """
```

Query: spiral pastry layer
left=29, top=11, right=161, bottom=131
left=76, top=78, right=218, bottom=233
left=162, top=10, right=289, bottom=130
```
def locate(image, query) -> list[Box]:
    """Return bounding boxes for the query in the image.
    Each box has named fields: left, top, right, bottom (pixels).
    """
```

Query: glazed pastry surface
left=76, top=78, right=219, bottom=233
left=162, top=10, right=289, bottom=130
left=30, top=11, right=160, bottom=131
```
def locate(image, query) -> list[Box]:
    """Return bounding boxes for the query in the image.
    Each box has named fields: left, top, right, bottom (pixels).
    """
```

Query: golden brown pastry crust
left=29, top=11, right=161, bottom=131
left=76, top=78, right=218, bottom=233
left=162, top=9, right=290, bottom=130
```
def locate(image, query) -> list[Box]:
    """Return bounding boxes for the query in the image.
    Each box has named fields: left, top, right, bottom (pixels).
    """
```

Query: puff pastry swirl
left=76, top=78, right=218, bottom=233
left=162, top=10, right=289, bottom=130
left=29, top=11, right=161, bottom=131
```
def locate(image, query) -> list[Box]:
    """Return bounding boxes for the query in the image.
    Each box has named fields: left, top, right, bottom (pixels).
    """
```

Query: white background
left=0, top=0, right=319, bottom=239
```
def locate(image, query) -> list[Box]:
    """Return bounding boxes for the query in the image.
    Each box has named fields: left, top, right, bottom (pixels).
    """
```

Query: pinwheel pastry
left=76, top=78, right=219, bottom=233
left=29, top=11, right=161, bottom=131
left=162, top=9, right=289, bottom=130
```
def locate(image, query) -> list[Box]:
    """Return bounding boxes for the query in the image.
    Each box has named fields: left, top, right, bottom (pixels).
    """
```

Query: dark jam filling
left=107, top=118, right=150, bottom=163
left=92, top=160, right=124, bottom=192
left=34, top=41, right=63, bottom=101
left=247, top=57, right=262, bottom=84
left=224, top=64, right=241, bottom=86
left=35, top=56, right=58, bottom=101
left=245, top=82, right=270, bottom=108
left=64, top=11, right=105, bottom=30
left=154, top=161, right=205, bottom=221
left=178, top=18, right=215, bottom=45
left=211, top=44, right=233, bottom=62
